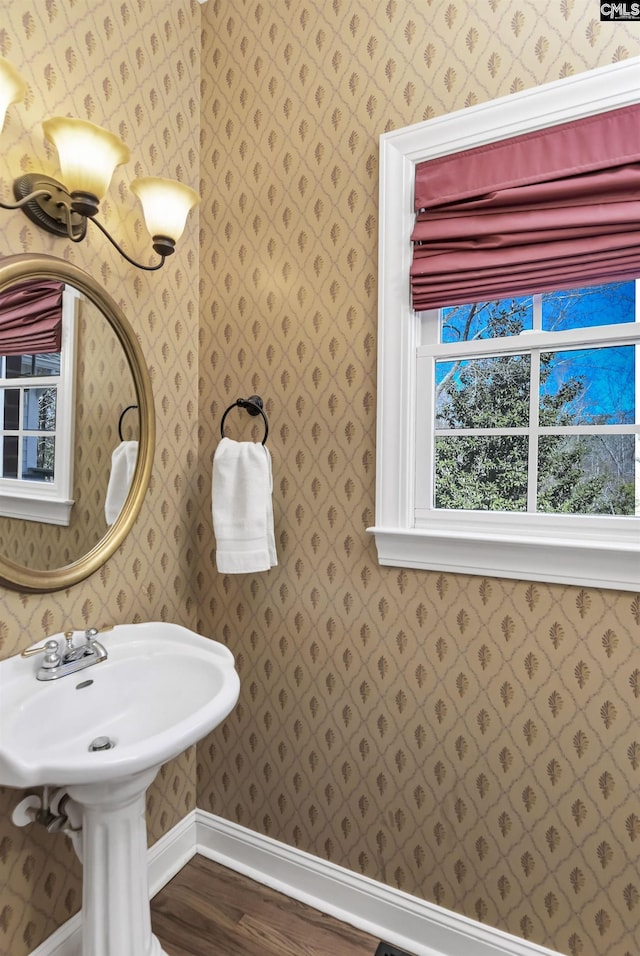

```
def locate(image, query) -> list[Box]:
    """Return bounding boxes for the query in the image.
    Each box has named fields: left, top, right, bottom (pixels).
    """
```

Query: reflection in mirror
left=0, top=279, right=77, bottom=527
left=0, top=255, right=154, bottom=592
left=0, top=292, right=138, bottom=569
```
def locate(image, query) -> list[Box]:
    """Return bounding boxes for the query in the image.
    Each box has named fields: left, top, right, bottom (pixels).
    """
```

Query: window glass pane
left=22, top=388, right=57, bottom=431
left=1, top=436, right=18, bottom=478
left=434, top=435, right=528, bottom=511
left=440, top=297, right=532, bottom=343
left=2, top=389, right=20, bottom=430
left=540, top=346, right=635, bottom=425
left=538, top=434, right=637, bottom=515
left=436, top=355, right=530, bottom=428
left=21, top=436, right=55, bottom=481
left=542, top=282, right=636, bottom=332
left=2, top=353, right=61, bottom=378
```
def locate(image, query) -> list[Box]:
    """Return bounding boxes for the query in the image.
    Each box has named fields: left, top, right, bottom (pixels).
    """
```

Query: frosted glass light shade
left=0, top=58, right=26, bottom=131
left=130, top=177, right=200, bottom=243
left=42, top=117, right=130, bottom=200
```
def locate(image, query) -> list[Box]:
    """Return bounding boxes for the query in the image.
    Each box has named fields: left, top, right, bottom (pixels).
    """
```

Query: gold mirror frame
left=0, top=254, right=155, bottom=592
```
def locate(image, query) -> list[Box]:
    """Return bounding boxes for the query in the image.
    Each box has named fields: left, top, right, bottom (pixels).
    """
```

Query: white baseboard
left=29, top=913, right=82, bottom=956
left=195, top=811, right=563, bottom=956
left=148, top=809, right=197, bottom=896
left=30, top=809, right=562, bottom=956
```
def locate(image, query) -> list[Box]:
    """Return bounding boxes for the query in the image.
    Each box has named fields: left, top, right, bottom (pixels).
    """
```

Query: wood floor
left=151, top=854, right=381, bottom=956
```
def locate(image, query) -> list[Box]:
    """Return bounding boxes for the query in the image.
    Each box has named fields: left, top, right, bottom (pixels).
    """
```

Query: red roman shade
left=410, top=103, right=640, bottom=310
left=0, top=279, right=64, bottom=355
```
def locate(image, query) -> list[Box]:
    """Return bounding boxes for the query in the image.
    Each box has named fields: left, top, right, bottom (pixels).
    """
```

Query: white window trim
left=367, top=57, right=640, bottom=591
left=0, top=284, right=78, bottom=526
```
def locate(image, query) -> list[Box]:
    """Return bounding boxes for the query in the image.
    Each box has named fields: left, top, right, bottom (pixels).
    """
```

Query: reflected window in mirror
left=0, top=254, right=154, bottom=591
left=0, top=282, right=78, bottom=524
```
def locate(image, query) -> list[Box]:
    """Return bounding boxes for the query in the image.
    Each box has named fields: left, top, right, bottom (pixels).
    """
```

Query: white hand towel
left=104, top=441, right=138, bottom=526
left=212, top=437, right=277, bottom=573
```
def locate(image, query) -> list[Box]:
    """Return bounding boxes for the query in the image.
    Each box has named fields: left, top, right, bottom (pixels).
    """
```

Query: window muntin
left=421, top=282, right=638, bottom=522
left=0, top=371, right=60, bottom=482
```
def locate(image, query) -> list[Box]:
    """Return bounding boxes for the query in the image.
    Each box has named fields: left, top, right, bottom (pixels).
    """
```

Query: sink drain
left=88, top=736, right=115, bottom=752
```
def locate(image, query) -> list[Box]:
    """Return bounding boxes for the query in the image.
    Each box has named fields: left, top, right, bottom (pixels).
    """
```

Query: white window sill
left=0, top=493, right=73, bottom=526
left=367, top=520, right=640, bottom=591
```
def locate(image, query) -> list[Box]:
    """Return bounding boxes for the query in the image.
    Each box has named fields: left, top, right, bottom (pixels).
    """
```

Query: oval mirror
left=0, top=254, right=154, bottom=592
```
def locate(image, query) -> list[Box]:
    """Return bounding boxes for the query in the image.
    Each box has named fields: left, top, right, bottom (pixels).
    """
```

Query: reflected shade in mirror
left=0, top=255, right=154, bottom=591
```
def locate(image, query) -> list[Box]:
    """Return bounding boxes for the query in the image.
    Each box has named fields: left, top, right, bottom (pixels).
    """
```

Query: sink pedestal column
left=67, top=767, right=167, bottom=956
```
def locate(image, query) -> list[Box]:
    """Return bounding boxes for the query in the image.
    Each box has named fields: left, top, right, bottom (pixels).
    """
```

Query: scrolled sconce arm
left=0, top=57, right=198, bottom=272
left=0, top=188, right=56, bottom=212
left=88, top=217, right=167, bottom=272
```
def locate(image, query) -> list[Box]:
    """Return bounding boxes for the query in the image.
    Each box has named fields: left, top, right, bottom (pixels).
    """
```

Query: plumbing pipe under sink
left=12, top=786, right=83, bottom=859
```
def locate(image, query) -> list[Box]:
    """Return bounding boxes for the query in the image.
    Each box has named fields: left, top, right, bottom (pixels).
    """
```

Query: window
left=420, top=282, right=637, bottom=516
left=369, top=57, right=640, bottom=590
left=0, top=284, right=78, bottom=524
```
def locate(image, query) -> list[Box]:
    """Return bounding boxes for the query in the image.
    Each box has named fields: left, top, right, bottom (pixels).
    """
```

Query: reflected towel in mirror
left=212, top=437, right=277, bottom=573
left=105, top=441, right=138, bottom=526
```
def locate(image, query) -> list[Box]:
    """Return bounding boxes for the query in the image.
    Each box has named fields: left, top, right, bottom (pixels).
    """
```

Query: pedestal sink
left=0, top=622, right=240, bottom=956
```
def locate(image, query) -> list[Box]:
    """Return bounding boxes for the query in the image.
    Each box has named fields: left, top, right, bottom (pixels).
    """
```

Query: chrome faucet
left=21, top=626, right=111, bottom=681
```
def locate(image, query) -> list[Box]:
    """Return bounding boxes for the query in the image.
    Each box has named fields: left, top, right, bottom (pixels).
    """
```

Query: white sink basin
left=1, top=621, right=240, bottom=956
left=0, top=621, right=240, bottom=788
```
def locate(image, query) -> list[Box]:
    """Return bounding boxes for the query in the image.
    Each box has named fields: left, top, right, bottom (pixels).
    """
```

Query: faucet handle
left=85, top=625, right=113, bottom=644
left=82, top=626, right=110, bottom=666
left=21, top=637, right=60, bottom=660
left=21, top=638, right=61, bottom=670
left=43, top=639, right=61, bottom=668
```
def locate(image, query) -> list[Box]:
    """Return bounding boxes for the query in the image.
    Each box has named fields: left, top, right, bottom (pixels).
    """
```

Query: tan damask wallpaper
left=0, top=2, right=638, bottom=956
left=196, top=4, right=640, bottom=956
left=0, top=2, right=201, bottom=954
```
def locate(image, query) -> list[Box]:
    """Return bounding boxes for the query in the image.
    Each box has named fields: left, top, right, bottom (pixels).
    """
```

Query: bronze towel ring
left=220, top=395, right=269, bottom=445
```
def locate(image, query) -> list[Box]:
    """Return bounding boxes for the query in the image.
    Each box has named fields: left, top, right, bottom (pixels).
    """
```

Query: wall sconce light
left=0, top=57, right=199, bottom=271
